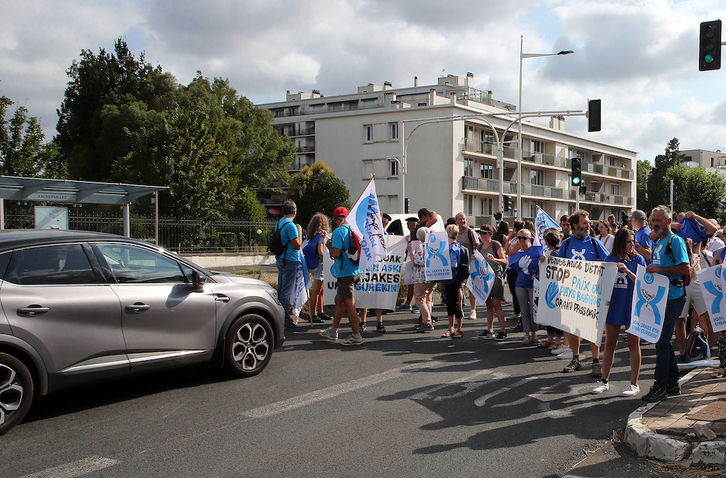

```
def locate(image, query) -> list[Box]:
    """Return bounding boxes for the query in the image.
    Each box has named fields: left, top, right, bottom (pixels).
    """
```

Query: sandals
left=441, top=330, right=452, bottom=338
left=548, top=342, right=561, bottom=350
left=452, top=330, right=464, bottom=339
left=712, top=368, right=725, bottom=379
left=538, top=341, right=554, bottom=349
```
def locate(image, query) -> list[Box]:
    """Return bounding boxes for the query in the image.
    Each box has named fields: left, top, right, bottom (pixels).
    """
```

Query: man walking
left=320, top=207, right=364, bottom=346
left=275, top=200, right=302, bottom=329
left=642, top=205, right=689, bottom=402
left=455, top=212, right=480, bottom=319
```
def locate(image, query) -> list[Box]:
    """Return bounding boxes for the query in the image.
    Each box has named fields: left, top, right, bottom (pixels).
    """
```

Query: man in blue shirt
left=642, top=205, right=690, bottom=403
left=557, top=210, right=610, bottom=376
left=319, top=207, right=364, bottom=346
left=276, top=200, right=302, bottom=329
left=631, top=209, right=653, bottom=265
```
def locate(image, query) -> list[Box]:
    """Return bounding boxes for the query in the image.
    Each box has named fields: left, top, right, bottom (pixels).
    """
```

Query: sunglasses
left=517, top=236, right=529, bottom=240
left=480, top=231, right=491, bottom=235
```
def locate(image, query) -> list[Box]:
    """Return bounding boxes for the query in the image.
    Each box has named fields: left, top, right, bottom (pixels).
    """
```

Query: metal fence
left=4, top=212, right=276, bottom=254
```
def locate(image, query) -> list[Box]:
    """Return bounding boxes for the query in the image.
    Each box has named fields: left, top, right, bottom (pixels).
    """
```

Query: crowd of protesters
left=273, top=201, right=726, bottom=403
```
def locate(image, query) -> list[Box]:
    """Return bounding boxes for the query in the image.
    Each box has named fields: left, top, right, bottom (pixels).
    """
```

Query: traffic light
left=571, top=158, right=582, bottom=186
left=503, top=195, right=511, bottom=212
left=699, top=20, right=722, bottom=71
left=405, top=197, right=410, bottom=214
left=588, top=99, right=601, bottom=132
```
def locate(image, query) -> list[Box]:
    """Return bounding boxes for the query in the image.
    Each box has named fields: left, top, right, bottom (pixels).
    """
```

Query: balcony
left=296, top=146, right=316, bottom=153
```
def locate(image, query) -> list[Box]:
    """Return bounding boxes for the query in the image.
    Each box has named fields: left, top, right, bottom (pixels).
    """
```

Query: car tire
left=0, top=353, right=34, bottom=436
left=223, top=314, right=274, bottom=378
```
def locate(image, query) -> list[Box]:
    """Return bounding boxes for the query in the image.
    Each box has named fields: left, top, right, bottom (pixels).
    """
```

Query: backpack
left=344, top=225, right=362, bottom=264
left=685, top=326, right=710, bottom=362
left=663, top=233, right=690, bottom=287
left=302, top=233, right=321, bottom=270
left=457, top=247, right=470, bottom=281
left=269, top=220, right=291, bottom=257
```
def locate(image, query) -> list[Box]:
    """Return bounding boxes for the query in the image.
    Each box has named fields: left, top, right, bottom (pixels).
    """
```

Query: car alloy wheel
left=224, top=314, right=274, bottom=378
left=0, top=353, right=34, bottom=435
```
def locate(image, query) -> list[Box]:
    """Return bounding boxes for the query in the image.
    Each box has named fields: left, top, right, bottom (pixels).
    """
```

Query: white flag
left=534, top=206, right=560, bottom=247
left=290, top=255, right=312, bottom=317
left=347, top=179, right=387, bottom=272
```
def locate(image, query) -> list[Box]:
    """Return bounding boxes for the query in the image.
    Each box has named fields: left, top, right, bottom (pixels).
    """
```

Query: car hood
left=209, top=273, right=267, bottom=286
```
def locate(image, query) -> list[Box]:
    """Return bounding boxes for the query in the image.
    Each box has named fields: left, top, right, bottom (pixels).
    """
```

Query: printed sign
left=424, top=231, right=452, bottom=282
left=536, top=255, right=617, bottom=346
left=698, top=264, right=726, bottom=333
left=466, top=250, right=496, bottom=304
left=627, top=264, right=670, bottom=343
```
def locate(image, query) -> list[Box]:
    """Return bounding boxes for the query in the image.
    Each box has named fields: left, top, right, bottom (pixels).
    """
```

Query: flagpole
left=350, top=175, right=375, bottom=209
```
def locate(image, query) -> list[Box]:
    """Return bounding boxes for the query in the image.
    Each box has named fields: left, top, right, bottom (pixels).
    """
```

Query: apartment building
left=681, top=149, right=726, bottom=177
left=257, top=73, right=637, bottom=224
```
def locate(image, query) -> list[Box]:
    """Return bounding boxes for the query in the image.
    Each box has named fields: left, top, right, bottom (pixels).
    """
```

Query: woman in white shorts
left=676, top=239, right=713, bottom=360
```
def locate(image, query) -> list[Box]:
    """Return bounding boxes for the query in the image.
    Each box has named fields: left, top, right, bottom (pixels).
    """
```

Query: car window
left=96, top=243, right=187, bottom=284
left=4, top=244, right=99, bottom=285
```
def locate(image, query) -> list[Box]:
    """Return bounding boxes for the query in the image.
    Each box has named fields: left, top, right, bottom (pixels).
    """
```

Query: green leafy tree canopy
left=289, top=161, right=350, bottom=229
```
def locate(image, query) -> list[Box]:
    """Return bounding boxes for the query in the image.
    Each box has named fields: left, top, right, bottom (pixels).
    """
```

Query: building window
left=468, top=126, right=474, bottom=141
left=610, top=183, right=620, bottom=196
left=389, top=159, right=399, bottom=177
left=465, top=194, right=473, bottom=215
left=530, top=201, right=544, bottom=218
left=531, top=140, right=544, bottom=153
left=389, top=122, right=399, bottom=140
left=364, top=125, right=373, bottom=143
left=464, top=159, right=474, bottom=177
left=480, top=163, right=493, bottom=179
left=530, top=169, right=544, bottom=185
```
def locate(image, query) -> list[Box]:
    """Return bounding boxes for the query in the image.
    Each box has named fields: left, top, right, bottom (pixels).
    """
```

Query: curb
left=625, top=369, right=726, bottom=464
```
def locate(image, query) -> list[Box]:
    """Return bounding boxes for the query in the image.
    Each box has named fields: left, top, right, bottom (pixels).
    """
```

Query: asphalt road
left=0, top=302, right=690, bottom=478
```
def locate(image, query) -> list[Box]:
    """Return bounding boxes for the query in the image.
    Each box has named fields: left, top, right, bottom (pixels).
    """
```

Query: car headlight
left=258, top=283, right=280, bottom=305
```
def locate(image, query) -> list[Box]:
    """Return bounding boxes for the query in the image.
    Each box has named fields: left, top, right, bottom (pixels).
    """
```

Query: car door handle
left=125, top=303, right=151, bottom=313
left=214, top=294, right=230, bottom=303
left=17, top=306, right=50, bottom=316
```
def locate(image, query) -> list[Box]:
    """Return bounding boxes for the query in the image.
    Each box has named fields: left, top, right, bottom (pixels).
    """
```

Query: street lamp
left=517, top=35, right=574, bottom=219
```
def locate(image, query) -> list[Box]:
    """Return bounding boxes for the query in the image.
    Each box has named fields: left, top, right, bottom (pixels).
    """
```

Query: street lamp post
left=517, top=35, right=574, bottom=219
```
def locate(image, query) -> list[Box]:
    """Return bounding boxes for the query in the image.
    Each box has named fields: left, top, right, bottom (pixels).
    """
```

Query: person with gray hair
left=630, top=209, right=653, bottom=265
left=455, top=212, right=480, bottom=319
left=409, top=227, right=436, bottom=332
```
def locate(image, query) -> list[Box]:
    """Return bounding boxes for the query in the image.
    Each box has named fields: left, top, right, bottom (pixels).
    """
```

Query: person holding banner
left=442, top=224, right=466, bottom=338
left=319, top=207, right=364, bottom=346
left=591, top=228, right=645, bottom=395
left=558, top=210, right=609, bottom=375
left=641, top=205, right=690, bottom=403
left=411, top=227, right=436, bottom=332
left=455, top=212, right=480, bottom=319
left=275, top=200, right=303, bottom=330
left=509, top=228, right=542, bottom=344
left=713, top=248, right=726, bottom=379
left=475, top=225, right=508, bottom=340
left=303, top=213, right=331, bottom=324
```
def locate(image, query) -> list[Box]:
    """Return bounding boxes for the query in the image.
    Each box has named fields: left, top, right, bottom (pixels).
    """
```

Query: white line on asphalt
left=242, top=358, right=471, bottom=418
left=20, top=456, right=120, bottom=478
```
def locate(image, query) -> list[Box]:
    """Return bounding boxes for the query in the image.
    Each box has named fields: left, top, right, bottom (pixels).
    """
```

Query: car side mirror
left=191, top=270, right=205, bottom=292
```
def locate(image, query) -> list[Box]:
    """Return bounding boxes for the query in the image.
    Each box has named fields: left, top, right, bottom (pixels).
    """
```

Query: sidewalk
left=626, top=367, right=726, bottom=465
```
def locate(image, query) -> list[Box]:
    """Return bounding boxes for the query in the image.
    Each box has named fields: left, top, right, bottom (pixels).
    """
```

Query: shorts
left=680, top=279, right=707, bottom=317
left=310, top=262, right=324, bottom=281
left=487, top=273, right=505, bottom=300
left=336, top=275, right=359, bottom=300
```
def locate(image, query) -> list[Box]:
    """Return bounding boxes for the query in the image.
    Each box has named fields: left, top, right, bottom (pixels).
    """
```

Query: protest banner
left=536, top=255, right=617, bottom=346
left=424, top=231, right=452, bottom=282
left=698, top=264, right=726, bottom=333
left=466, top=250, right=496, bottom=304
left=626, top=264, right=670, bottom=343
left=347, top=178, right=387, bottom=272
left=290, top=256, right=311, bottom=316
left=323, top=235, right=406, bottom=309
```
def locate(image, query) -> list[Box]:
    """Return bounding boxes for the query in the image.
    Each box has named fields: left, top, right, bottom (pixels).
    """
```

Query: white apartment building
left=257, top=73, right=637, bottom=224
left=681, top=149, right=726, bottom=178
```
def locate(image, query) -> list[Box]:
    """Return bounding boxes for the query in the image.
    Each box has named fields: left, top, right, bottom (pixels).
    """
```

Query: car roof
left=0, top=229, right=153, bottom=252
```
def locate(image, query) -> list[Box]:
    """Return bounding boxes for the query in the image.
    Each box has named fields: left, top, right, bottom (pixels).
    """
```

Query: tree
left=289, top=161, right=350, bottom=228
left=645, top=138, right=685, bottom=211
left=666, top=164, right=726, bottom=223
left=1, top=96, right=65, bottom=178
left=636, top=159, right=651, bottom=210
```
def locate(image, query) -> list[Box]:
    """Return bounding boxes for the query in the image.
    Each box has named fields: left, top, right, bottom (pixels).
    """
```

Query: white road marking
left=20, top=456, right=119, bottom=478
left=242, top=359, right=469, bottom=418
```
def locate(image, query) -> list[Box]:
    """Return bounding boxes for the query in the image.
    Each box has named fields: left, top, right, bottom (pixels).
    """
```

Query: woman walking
left=303, top=213, right=331, bottom=323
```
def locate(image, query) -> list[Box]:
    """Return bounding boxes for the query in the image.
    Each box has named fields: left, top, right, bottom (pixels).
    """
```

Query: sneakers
left=319, top=327, right=338, bottom=343
left=477, top=330, right=494, bottom=339
left=551, top=345, right=569, bottom=355
left=563, top=358, right=582, bottom=373
left=376, top=322, right=386, bottom=333
left=556, top=348, right=574, bottom=360
left=285, top=320, right=301, bottom=329
left=621, top=384, right=640, bottom=396
left=415, top=323, right=434, bottom=332
left=522, top=335, right=532, bottom=345
left=642, top=385, right=667, bottom=403
left=396, top=304, right=412, bottom=310
left=411, top=306, right=420, bottom=313
left=530, top=335, right=541, bottom=344
left=591, top=362, right=602, bottom=377
left=339, top=335, right=364, bottom=346
left=311, top=314, right=325, bottom=324
left=468, top=309, right=477, bottom=319
left=494, top=332, right=507, bottom=341
left=666, top=383, right=681, bottom=396
left=591, top=381, right=609, bottom=394
left=359, top=321, right=367, bottom=332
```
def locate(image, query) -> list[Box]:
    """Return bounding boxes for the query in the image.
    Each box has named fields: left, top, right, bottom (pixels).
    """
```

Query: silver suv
left=0, top=230, right=285, bottom=435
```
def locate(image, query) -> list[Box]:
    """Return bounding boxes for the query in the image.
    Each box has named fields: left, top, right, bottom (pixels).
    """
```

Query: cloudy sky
left=2, top=0, right=725, bottom=164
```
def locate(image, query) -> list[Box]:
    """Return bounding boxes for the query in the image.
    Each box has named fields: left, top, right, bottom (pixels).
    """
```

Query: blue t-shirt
left=635, top=226, right=654, bottom=265
left=557, top=235, right=609, bottom=261
left=277, top=217, right=300, bottom=262
left=331, top=224, right=362, bottom=279
left=605, top=253, right=646, bottom=326
left=651, top=232, right=688, bottom=300
left=509, top=245, right=542, bottom=288
left=676, top=217, right=709, bottom=244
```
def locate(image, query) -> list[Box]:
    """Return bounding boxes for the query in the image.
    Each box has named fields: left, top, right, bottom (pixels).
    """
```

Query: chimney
left=414, top=76, right=418, bottom=87
left=466, top=72, right=474, bottom=87
left=312, top=89, right=321, bottom=98
left=384, top=81, right=392, bottom=89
